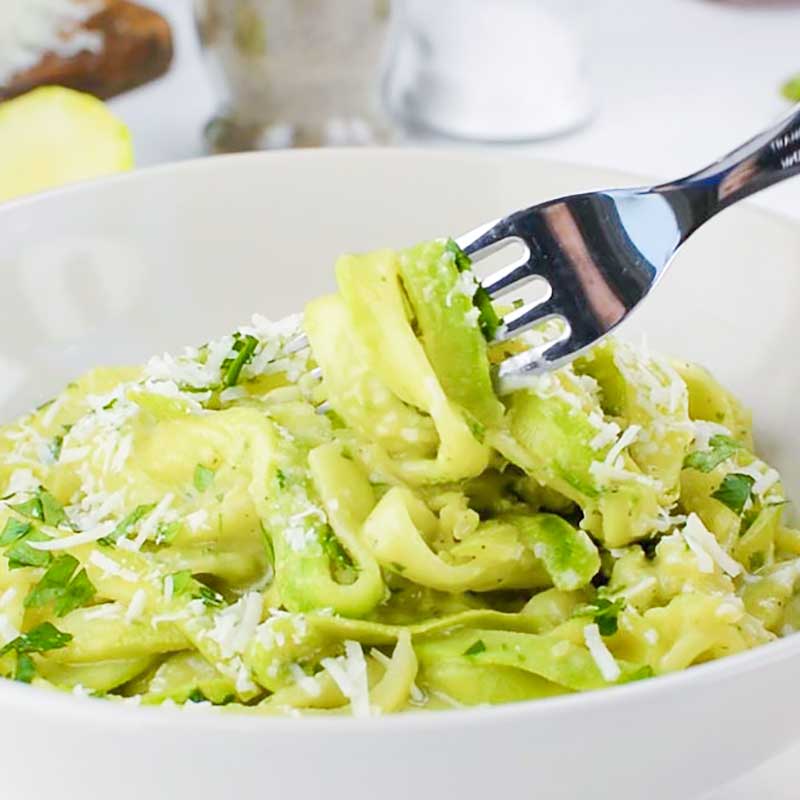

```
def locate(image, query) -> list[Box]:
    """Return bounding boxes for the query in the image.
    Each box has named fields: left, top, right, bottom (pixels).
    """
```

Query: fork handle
left=658, top=103, right=800, bottom=231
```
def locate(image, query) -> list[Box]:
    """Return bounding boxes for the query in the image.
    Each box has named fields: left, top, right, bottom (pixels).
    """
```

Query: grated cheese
left=321, top=640, right=371, bottom=718
left=125, top=589, right=148, bottom=624
left=88, top=551, right=139, bottom=583
left=603, top=424, right=641, bottom=466
left=288, top=663, right=322, bottom=697
left=130, top=493, right=174, bottom=551
left=681, top=513, right=741, bottom=577
left=28, top=520, right=116, bottom=551
left=0, top=587, right=18, bottom=610
left=583, top=623, right=621, bottom=682
left=0, top=613, right=20, bottom=646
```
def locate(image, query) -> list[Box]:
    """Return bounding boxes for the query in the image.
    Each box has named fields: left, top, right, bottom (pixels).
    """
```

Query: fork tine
left=495, top=324, right=573, bottom=391
left=492, top=290, right=563, bottom=344
left=480, top=249, right=538, bottom=298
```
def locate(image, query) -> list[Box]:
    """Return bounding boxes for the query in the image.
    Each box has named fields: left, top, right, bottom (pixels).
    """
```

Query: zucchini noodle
left=0, top=239, right=797, bottom=715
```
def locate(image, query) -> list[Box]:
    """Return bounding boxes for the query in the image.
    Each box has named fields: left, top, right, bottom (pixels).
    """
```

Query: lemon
left=0, top=86, right=133, bottom=203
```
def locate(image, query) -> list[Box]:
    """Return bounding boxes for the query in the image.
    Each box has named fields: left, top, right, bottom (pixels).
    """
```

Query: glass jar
left=194, top=0, right=393, bottom=152
left=383, top=0, right=591, bottom=142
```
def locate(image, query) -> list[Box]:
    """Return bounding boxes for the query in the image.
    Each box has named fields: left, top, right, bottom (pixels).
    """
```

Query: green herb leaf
left=9, top=496, right=43, bottom=521
left=168, top=570, right=194, bottom=597
left=0, top=518, right=31, bottom=546
left=275, top=469, right=287, bottom=490
left=0, top=622, right=72, bottom=657
left=574, top=596, right=625, bottom=636
left=712, top=473, right=756, bottom=515
left=24, top=554, right=79, bottom=609
left=197, top=585, right=224, bottom=608
left=155, top=521, right=182, bottom=546
left=14, top=653, right=35, bottom=684
left=193, top=464, right=215, bottom=493
left=5, top=528, right=52, bottom=570
left=166, top=570, right=223, bottom=607
left=446, top=238, right=503, bottom=341
left=54, top=569, right=96, bottom=617
left=23, top=555, right=95, bottom=616
left=683, top=435, right=742, bottom=473
left=474, top=286, right=502, bottom=340
left=782, top=74, right=800, bottom=103
left=222, top=333, right=258, bottom=388
left=39, top=489, right=68, bottom=527
left=99, top=504, right=155, bottom=546
left=187, top=688, right=207, bottom=703
left=463, top=639, right=486, bottom=656
left=446, top=238, right=473, bottom=273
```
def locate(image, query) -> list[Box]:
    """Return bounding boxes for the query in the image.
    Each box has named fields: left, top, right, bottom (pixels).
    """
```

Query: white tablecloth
left=109, top=2, right=800, bottom=796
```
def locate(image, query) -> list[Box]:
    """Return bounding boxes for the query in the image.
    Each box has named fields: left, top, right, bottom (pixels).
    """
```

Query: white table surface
left=109, top=1, right=800, bottom=796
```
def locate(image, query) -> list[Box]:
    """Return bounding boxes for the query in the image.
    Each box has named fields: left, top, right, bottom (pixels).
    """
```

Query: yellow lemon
left=0, top=86, right=133, bottom=203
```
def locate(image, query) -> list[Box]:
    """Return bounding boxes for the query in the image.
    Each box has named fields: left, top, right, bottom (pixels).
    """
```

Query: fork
left=301, top=104, right=800, bottom=392
left=460, top=103, right=800, bottom=390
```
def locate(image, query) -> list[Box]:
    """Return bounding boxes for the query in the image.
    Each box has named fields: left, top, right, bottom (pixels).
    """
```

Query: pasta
left=0, top=238, right=797, bottom=716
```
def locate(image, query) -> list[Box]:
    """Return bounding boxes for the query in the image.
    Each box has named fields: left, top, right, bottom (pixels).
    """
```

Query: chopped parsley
left=5, top=527, right=52, bottom=570
left=14, top=653, right=35, bottom=684
left=155, top=521, right=181, bottom=546
left=193, top=464, right=215, bottom=493
left=39, top=490, right=69, bottom=527
left=167, top=570, right=224, bottom=607
left=9, top=496, right=44, bottom=521
left=683, top=435, right=742, bottom=473
left=712, top=473, right=756, bottom=515
left=574, top=596, right=625, bottom=637
left=8, top=488, right=70, bottom=529
left=55, top=570, right=96, bottom=617
left=0, top=518, right=31, bottom=546
left=24, top=555, right=97, bottom=617
left=187, top=688, right=207, bottom=703
left=99, top=504, right=154, bottom=546
left=222, top=333, right=258, bottom=388
left=0, top=622, right=72, bottom=657
left=463, top=639, right=487, bottom=656
left=447, top=238, right=502, bottom=341
left=168, top=570, right=194, bottom=597
left=275, top=469, right=287, bottom=490
left=197, top=585, right=224, bottom=608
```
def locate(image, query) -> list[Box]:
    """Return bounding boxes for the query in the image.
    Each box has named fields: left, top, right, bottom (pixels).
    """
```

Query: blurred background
left=1, top=0, right=800, bottom=216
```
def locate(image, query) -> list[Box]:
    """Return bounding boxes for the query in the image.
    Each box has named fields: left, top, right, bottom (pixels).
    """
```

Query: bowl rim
left=1, top=147, right=799, bottom=732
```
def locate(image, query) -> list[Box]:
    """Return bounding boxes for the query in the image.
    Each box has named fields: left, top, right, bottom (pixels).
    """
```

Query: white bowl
left=1, top=150, right=799, bottom=800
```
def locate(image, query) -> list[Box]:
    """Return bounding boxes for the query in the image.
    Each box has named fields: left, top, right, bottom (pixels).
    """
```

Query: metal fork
left=301, top=104, right=800, bottom=392
left=461, top=103, right=800, bottom=389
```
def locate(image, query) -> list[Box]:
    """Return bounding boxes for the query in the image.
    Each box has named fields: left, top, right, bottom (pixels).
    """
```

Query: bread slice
left=0, top=0, right=174, bottom=101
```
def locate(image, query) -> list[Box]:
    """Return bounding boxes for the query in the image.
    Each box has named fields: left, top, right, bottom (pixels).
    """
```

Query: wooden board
left=0, top=0, right=174, bottom=101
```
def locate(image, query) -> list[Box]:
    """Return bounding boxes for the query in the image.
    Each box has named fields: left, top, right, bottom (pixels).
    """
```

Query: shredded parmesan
left=321, top=641, right=371, bottom=717
left=125, top=589, right=148, bottom=624
left=28, top=521, right=116, bottom=551
left=681, top=513, right=741, bottom=577
left=88, top=551, right=139, bottom=583
left=583, top=623, right=621, bottom=682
